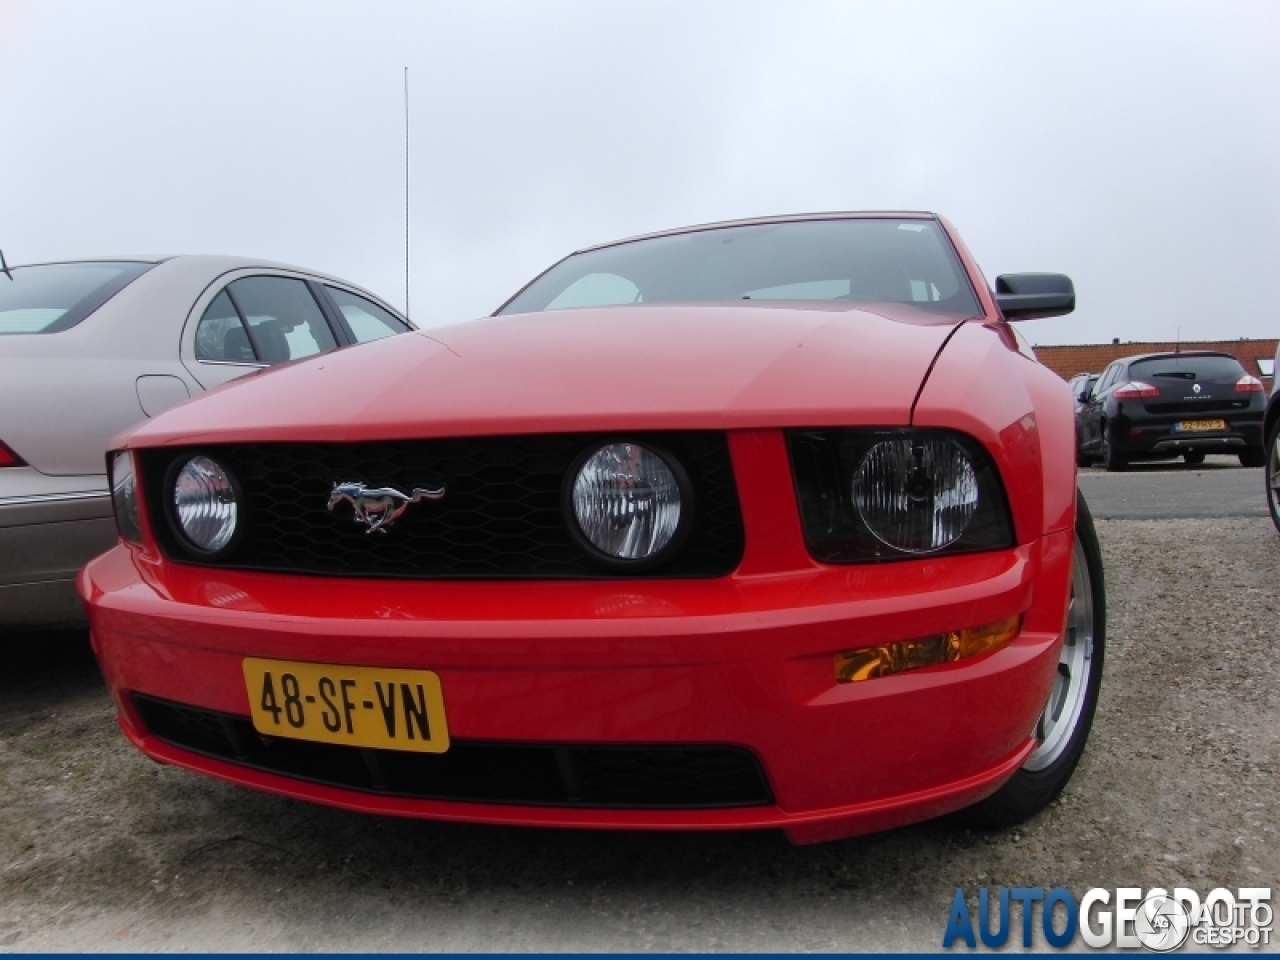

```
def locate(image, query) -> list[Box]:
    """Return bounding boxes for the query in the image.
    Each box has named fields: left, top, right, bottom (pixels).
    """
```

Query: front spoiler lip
left=116, top=702, right=1035, bottom=845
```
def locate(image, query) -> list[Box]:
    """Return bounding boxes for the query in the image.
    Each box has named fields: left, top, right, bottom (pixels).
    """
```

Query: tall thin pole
left=404, top=66, right=411, bottom=320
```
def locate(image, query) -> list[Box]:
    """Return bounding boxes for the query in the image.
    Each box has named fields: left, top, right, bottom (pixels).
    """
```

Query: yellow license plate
left=242, top=658, right=449, bottom=753
left=1175, top=419, right=1227, bottom=432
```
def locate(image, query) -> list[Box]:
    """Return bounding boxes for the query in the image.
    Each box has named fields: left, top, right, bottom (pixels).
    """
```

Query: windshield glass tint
left=1130, top=356, right=1245, bottom=381
left=499, top=219, right=981, bottom=317
left=0, top=262, right=154, bottom=334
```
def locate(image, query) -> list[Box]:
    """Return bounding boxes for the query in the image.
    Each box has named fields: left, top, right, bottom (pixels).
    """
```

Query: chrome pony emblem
left=327, top=481, right=446, bottom=534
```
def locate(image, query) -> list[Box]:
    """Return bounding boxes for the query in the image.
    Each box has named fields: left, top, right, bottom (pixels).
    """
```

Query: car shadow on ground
left=1080, top=458, right=1250, bottom=474
left=0, top=628, right=103, bottom=709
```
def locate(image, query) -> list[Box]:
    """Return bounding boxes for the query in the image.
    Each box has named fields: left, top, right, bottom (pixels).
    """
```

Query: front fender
left=911, top=321, right=1076, bottom=542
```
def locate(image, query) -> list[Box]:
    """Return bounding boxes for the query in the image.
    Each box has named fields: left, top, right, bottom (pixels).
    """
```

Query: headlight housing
left=168, top=454, right=241, bottom=556
left=565, top=441, right=692, bottom=569
left=108, top=450, right=142, bottom=543
left=788, top=429, right=1014, bottom=562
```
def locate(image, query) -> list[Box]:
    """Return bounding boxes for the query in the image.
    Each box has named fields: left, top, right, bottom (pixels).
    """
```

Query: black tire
left=962, top=490, right=1106, bottom=828
left=1183, top=451, right=1205, bottom=465
left=1240, top=447, right=1265, bottom=468
left=1266, top=422, right=1280, bottom=534
left=1101, top=431, right=1127, bottom=472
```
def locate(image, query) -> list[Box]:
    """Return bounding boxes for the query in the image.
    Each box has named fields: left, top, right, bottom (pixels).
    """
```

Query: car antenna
left=0, top=250, right=13, bottom=281
left=404, top=66, right=411, bottom=323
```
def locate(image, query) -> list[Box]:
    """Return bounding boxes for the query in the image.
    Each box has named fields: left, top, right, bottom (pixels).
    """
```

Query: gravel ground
left=1, top=516, right=1277, bottom=952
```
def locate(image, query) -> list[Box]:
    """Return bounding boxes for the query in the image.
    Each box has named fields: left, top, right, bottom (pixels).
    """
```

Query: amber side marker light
left=835, top=616, right=1022, bottom=683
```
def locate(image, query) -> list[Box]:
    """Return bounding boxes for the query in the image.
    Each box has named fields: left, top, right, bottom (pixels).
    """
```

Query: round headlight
left=172, top=455, right=239, bottom=554
left=568, top=442, right=687, bottom=565
left=851, top=437, right=978, bottom=553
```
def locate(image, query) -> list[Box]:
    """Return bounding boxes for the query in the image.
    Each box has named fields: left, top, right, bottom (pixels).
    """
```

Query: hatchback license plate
left=1174, top=419, right=1227, bottom=433
left=243, top=658, right=449, bottom=753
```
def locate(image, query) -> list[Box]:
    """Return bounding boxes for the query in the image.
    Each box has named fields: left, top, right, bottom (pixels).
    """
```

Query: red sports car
left=82, top=213, right=1105, bottom=844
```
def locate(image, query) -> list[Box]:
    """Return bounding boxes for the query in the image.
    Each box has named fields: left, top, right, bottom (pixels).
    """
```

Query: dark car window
left=324, top=286, right=408, bottom=343
left=1079, top=374, right=1098, bottom=398
left=0, top=261, right=155, bottom=334
left=1130, top=355, right=1245, bottom=381
left=194, top=291, right=255, bottom=362
left=1096, top=364, right=1121, bottom=393
left=498, top=219, right=982, bottom=318
left=226, top=277, right=337, bottom=364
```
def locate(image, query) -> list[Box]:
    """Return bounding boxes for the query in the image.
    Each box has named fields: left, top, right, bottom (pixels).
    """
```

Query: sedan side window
left=194, top=291, right=255, bottom=362
left=324, top=286, right=409, bottom=343
left=227, top=277, right=337, bottom=363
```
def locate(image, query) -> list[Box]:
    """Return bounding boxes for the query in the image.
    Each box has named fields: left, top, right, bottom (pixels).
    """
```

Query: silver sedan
left=0, top=255, right=411, bottom=629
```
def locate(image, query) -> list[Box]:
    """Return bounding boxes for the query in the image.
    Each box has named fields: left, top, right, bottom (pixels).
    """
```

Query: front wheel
left=1266, top=423, right=1280, bottom=534
left=963, top=490, right=1106, bottom=827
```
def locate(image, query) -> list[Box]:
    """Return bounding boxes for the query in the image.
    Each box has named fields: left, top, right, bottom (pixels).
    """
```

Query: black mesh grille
left=139, top=432, right=743, bottom=578
left=132, top=695, right=772, bottom=809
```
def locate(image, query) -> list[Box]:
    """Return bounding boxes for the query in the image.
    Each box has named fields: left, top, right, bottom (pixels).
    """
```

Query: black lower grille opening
left=133, top=694, right=773, bottom=809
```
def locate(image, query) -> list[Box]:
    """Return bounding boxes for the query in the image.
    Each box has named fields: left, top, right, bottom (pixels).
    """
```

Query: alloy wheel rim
left=1025, top=537, right=1095, bottom=771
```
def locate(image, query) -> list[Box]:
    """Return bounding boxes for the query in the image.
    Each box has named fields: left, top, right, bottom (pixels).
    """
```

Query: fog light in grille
left=171, top=455, right=240, bottom=554
left=834, top=616, right=1021, bottom=683
left=568, top=442, right=689, bottom=567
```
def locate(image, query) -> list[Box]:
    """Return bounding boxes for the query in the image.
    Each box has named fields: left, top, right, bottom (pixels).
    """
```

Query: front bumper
left=83, top=514, right=1073, bottom=843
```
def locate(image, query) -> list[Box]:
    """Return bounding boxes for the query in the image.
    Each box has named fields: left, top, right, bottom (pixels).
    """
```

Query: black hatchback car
left=1076, top=351, right=1266, bottom=470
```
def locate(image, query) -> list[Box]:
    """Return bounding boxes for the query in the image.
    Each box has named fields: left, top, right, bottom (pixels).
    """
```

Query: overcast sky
left=2, top=0, right=1278, bottom=346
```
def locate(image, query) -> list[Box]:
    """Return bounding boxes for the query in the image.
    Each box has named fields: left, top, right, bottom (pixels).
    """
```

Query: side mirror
left=1077, top=391, right=1091, bottom=404
left=994, top=273, right=1075, bottom=320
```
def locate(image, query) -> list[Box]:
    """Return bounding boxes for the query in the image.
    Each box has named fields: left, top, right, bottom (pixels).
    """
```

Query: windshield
left=0, top=261, right=155, bottom=334
left=497, top=218, right=982, bottom=318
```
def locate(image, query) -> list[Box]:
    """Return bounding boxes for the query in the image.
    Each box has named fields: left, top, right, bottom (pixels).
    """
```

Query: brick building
left=1033, top=339, right=1278, bottom=392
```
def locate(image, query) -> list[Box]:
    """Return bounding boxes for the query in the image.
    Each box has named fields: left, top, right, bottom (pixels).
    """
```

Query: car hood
left=124, top=303, right=964, bottom=446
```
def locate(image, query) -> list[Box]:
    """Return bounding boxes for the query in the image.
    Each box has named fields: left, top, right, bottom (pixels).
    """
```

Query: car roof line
left=6, top=256, right=168, bottom=269
left=572, top=211, right=940, bottom=255
left=1125, top=350, right=1239, bottom=362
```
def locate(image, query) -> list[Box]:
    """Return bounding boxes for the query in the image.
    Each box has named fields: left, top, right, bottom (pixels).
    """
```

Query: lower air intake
left=133, top=694, right=773, bottom=810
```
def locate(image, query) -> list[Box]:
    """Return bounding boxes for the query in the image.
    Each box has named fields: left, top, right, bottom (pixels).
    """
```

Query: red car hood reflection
left=129, top=302, right=964, bottom=446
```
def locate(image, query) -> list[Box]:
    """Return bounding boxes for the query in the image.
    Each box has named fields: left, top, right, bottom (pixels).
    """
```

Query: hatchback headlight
left=170, top=455, right=240, bottom=555
left=566, top=441, right=691, bottom=567
left=788, top=429, right=1013, bottom=563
